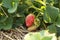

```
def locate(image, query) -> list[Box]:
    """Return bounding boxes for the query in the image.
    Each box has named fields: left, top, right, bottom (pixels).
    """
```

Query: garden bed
left=0, top=27, right=60, bottom=40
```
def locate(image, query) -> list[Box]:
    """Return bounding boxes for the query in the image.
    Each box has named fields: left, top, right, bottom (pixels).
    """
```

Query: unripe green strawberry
left=25, top=14, right=35, bottom=27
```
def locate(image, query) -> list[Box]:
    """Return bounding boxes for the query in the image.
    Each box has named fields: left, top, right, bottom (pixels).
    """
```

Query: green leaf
left=15, top=17, right=25, bottom=25
left=8, top=3, right=18, bottom=13
left=2, top=0, right=19, bottom=13
left=32, top=1, right=43, bottom=8
left=46, top=5, right=59, bottom=22
left=47, top=24, right=57, bottom=33
left=42, top=37, right=52, bottom=40
left=43, top=12, right=52, bottom=23
left=8, top=0, right=19, bottom=13
left=14, top=14, right=25, bottom=25
left=0, top=0, right=2, bottom=3
left=56, top=27, right=60, bottom=36
left=56, top=14, right=60, bottom=27
left=24, top=30, right=57, bottom=40
left=0, top=12, right=8, bottom=22
left=29, top=33, right=41, bottom=40
left=0, top=17, right=13, bottom=30
left=46, top=0, right=58, bottom=4
left=0, top=15, right=7, bottom=23
left=24, top=32, right=41, bottom=40
left=44, top=5, right=59, bottom=23
left=17, top=4, right=28, bottom=13
left=2, top=0, right=12, bottom=8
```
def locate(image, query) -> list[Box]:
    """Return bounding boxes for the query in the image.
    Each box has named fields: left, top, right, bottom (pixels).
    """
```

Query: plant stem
left=0, top=6, right=8, bottom=17
left=43, top=22, right=47, bottom=29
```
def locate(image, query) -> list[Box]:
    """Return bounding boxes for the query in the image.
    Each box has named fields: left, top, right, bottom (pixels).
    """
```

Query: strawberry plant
left=0, top=0, right=60, bottom=40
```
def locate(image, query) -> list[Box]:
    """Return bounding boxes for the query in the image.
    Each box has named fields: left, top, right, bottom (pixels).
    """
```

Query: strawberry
left=25, top=14, right=35, bottom=27
left=27, top=25, right=37, bottom=31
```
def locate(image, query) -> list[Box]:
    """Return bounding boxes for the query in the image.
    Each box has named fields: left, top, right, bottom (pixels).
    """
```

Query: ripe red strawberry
left=25, top=14, right=35, bottom=27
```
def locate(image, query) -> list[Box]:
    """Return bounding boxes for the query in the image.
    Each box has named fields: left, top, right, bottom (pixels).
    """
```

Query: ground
left=0, top=26, right=28, bottom=40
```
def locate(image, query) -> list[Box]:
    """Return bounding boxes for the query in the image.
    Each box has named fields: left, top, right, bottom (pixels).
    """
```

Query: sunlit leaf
left=8, top=3, right=18, bottom=13
left=42, top=37, right=52, bottom=40
left=24, top=32, right=41, bottom=40
left=24, top=30, right=57, bottom=40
